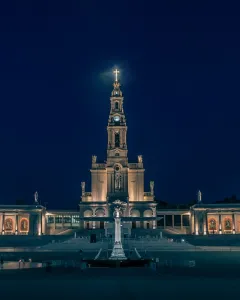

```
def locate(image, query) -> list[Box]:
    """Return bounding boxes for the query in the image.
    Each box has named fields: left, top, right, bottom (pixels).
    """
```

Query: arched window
left=208, top=218, right=216, bottom=231
left=224, top=218, right=232, bottom=230
left=115, top=102, right=119, bottom=110
left=4, top=218, right=13, bottom=231
left=115, top=132, right=120, bottom=147
left=115, top=170, right=121, bottom=190
left=20, top=218, right=29, bottom=232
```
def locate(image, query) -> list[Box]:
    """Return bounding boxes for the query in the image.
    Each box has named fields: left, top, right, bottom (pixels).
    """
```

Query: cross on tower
left=113, top=69, right=119, bottom=82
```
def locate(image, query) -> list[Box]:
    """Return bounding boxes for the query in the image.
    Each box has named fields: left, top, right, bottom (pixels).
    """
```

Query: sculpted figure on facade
left=138, top=155, right=143, bottom=163
left=150, top=181, right=154, bottom=195
left=112, top=200, right=126, bottom=218
left=114, top=206, right=121, bottom=218
left=92, top=155, right=97, bottom=164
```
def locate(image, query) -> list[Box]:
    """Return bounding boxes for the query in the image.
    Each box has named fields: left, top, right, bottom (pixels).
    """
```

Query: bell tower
left=107, top=69, right=128, bottom=165
left=79, top=67, right=157, bottom=230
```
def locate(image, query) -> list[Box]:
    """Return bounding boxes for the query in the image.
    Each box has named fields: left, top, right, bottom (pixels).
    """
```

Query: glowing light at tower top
left=113, top=69, right=119, bottom=82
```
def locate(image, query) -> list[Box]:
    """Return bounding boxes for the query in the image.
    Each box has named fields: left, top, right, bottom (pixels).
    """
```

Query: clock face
left=114, top=116, right=120, bottom=122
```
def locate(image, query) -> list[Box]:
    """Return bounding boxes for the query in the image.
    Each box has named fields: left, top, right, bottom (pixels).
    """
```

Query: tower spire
left=112, top=69, right=122, bottom=97
left=107, top=69, right=127, bottom=162
left=113, top=69, right=120, bottom=82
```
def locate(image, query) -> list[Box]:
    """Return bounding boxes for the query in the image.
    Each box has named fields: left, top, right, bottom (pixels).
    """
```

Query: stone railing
left=84, top=192, right=92, bottom=197
left=128, top=163, right=138, bottom=169
left=92, top=163, right=106, bottom=169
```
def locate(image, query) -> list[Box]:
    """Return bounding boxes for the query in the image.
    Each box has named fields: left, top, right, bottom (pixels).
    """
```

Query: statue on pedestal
left=34, top=191, right=39, bottom=204
left=197, top=190, right=202, bottom=203
left=150, top=181, right=154, bottom=196
left=92, top=155, right=97, bottom=164
left=109, top=200, right=127, bottom=260
left=138, top=155, right=143, bottom=163
left=81, top=182, right=85, bottom=196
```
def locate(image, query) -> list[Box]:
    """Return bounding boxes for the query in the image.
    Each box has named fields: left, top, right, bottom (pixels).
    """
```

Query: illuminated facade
left=0, top=205, right=46, bottom=235
left=79, top=71, right=157, bottom=230
left=1, top=72, right=239, bottom=236
left=190, top=203, right=240, bottom=235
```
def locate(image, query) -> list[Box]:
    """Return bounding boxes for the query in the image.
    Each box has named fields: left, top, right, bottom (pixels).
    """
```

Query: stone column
left=172, top=215, right=174, bottom=228
left=203, top=213, right=207, bottom=235
left=180, top=215, right=183, bottom=231
left=190, top=213, right=194, bottom=234
left=62, top=214, right=64, bottom=229
left=15, top=214, right=18, bottom=235
left=42, top=213, right=46, bottom=235
left=108, top=130, right=111, bottom=147
left=219, top=214, right=222, bottom=234
left=163, top=215, right=166, bottom=229
left=54, top=216, right=56, bottom=230
left=153, top=219, right=157, bottom=229
left=92, top=210, right=96, bottom=229
left=205, top=213, right=208, bottom=235
left=112, top=130, right=114, bottom=147
left=194, top=212, right=199, bottom=235
left=120, top=130, right=123, bottom=147
left=232, top=213, right=236, bottom=234
left=38, top=213, right=42, bottom=235
left=2, top=213, right=5, bottom=235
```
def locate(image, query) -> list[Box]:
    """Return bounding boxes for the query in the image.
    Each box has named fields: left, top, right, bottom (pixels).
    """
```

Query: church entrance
left=132, top=221, right=136, bottom=229
left=100, top=221, right=104, bottom=229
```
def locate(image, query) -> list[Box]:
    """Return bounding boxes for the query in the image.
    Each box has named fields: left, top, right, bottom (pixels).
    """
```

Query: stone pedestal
left=110, top=241, right=127, bottom=260
left=110, top=217, right=127, bottom=260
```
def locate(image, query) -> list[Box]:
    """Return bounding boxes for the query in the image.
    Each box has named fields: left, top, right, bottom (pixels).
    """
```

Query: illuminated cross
left=113, top=69, right=120, bottom=81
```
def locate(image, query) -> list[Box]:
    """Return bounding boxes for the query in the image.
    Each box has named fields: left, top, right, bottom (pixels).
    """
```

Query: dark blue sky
left=0, top=1, right=240, bottom=208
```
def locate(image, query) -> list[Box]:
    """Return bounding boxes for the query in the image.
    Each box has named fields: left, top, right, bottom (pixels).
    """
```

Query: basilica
left=0, top=70, right=239, bottom=236
left=78, top=70, right=157, bottom=231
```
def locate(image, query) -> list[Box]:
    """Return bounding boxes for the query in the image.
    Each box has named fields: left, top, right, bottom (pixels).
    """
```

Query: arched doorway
left=208, top=218, right=217, bottom=234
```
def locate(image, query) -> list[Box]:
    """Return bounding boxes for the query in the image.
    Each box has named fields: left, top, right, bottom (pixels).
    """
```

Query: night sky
left=0, top=1, right=240, bottom=209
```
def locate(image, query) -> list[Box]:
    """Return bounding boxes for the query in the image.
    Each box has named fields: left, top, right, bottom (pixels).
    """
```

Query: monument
left=110, top=200, right=127, bottom=260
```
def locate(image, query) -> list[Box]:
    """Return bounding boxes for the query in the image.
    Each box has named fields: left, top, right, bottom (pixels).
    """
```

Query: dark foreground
left=0, top=267, right=239, bottom=299
left=2, top=250, right=240, bottom=265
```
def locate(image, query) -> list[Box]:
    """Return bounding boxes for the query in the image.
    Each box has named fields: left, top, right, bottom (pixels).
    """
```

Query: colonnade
left=192, top=212, right=238, bottom=235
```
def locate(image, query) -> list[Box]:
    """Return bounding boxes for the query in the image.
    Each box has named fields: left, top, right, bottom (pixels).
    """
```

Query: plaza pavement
left=0, top=267, right=239, bottom=299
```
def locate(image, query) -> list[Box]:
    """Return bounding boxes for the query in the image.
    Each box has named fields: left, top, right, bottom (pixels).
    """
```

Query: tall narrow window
left=115, top=132, right=120, bottom=147
left=115, top=102, right=119, bottom=110
left=114, top=166, right=121, bottom=190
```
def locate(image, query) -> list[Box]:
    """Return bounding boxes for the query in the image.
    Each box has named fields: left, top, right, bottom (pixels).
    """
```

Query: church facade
left=0, top=70, right=239, bottom=236
left=78, top=72, right=157, bottom=230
